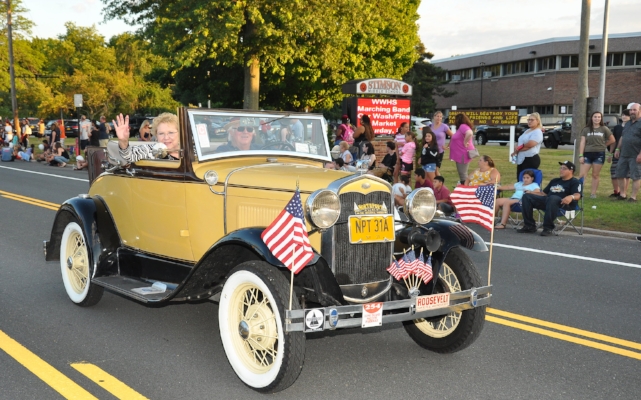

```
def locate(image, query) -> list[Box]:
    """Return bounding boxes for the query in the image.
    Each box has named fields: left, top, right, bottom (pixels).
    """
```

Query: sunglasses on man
left=237, top=126, right=254, bottom=132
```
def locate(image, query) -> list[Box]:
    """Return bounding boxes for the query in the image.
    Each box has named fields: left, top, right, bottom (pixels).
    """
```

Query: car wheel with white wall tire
left=59, top=221, right=103, bottom=306
left=219, top=261, right=305, bottom=393
left=476, top=132, right=487, bottom=145
left=403, top=246, right=485, bottom=353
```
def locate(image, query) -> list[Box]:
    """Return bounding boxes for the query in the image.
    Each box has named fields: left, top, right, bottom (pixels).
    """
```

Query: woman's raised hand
left=113, top=114, right=130, bottom=149
left=113, top=114, right=130, bottom=140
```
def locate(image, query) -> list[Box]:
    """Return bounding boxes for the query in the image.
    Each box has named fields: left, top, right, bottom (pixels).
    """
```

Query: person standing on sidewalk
left=98, top=116, right=109, bottom=147
left=608, top=109, right=630, bottom=198
left=613, top=103, right=641, bottom=202
left=577, top=111, right=615, bottom=198
left=79, top=115, right=92, bottom=151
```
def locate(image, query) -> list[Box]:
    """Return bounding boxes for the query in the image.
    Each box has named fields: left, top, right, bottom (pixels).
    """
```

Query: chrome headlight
left=306, top=190, right=340, bottom=229
left=405, top=188, right=436, bottom=225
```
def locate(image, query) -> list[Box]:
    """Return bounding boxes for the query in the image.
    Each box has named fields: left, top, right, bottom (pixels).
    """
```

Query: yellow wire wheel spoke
left=66, top=232, right=89, bottom=294
left=219, top=262, right=305, bottom=393
left=415, top=262, right=463, bottom=338
left=228, top=283, right=279, bottom=374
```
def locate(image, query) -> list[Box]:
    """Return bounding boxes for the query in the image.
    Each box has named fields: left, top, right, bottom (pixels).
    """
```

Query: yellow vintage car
left=45, top=107, right=491, bottom=393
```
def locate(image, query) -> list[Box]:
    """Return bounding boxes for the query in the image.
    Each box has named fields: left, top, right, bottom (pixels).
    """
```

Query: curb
left=578, top=227, right=640, bottom=241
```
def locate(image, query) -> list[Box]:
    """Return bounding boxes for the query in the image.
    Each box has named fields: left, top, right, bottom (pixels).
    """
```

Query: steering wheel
left=261, top=141, right=295, bottom=151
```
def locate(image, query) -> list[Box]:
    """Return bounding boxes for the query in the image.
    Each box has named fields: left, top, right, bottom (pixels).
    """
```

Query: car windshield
left=188, top=110, right=330, bottom=162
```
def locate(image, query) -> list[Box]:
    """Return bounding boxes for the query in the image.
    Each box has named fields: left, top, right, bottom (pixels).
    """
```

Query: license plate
left=348, top=215, right=395, bottom=244
left=416, top=293, right=450, bottom=312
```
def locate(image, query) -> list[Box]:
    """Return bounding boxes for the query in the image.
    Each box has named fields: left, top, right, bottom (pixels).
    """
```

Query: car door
left=128, top=159, right=194, bottom=262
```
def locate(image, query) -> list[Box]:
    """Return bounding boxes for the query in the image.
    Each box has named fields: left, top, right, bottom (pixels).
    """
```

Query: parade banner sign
left=454, top=110, right=519, bottom=126
left=356, top=98, right=410, bottom=135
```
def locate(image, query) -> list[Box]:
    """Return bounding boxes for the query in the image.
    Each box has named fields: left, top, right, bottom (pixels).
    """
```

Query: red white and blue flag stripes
left=450, top=185, right=496, bottom=231
left=261, top=189, right=314, bottom=274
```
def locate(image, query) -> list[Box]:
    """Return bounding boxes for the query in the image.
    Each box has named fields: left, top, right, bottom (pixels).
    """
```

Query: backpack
left=340, top=124, right=354, bottom=144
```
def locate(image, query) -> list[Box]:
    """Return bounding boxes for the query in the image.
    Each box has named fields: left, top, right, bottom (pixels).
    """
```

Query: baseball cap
left=559, top=161, right=575, bottom=171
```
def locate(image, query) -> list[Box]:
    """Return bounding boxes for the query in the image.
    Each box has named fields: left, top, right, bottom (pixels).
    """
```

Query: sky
left=23, top=0, right=641, bottom=60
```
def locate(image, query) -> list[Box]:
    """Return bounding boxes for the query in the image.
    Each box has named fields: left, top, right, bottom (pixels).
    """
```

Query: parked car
left=411, top=116, right=431, bottom=137
left=44, top=107, right=492, bottom=393
left=26, top=117, right=40, bottom=134
left=543, top=114, right=618, bottom=148
left=63, top=119, right=79, bottom=138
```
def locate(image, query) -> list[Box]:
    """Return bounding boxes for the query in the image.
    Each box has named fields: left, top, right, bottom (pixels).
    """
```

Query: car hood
left=224, top=163, right=352, bottom=193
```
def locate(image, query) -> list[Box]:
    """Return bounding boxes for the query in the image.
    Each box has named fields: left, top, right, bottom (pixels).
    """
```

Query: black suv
left=543, top=114, right=619, bottom=149
left=475, top=115, right=528, bottom=146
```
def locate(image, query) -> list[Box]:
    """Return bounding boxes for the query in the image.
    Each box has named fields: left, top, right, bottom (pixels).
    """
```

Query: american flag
left=403, top=251, right=417, bottom=271
left=386, top=259, right=407, bottom=281
left=450, top=185, right=496, bottom=231
left=261, top=189, right=314, bottom=274
left=416, top=255, right=433, bottom=284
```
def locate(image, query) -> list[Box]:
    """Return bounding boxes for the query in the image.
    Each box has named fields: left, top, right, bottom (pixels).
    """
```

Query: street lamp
left=479, top=62, right=486, bottom=108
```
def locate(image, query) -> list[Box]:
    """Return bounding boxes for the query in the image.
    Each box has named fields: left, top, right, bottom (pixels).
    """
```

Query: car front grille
left=332, top=190, right=393, bottom=285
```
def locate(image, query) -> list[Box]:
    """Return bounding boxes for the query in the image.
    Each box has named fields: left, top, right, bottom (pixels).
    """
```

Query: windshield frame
left=187, top=109, right=331, bottom=163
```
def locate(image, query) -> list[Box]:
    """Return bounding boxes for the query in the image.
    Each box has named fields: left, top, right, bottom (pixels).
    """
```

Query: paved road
left=1, top=162, right=640, bottom=399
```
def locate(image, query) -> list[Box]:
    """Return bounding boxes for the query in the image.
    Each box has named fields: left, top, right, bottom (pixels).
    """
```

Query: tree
left=403, top=44, right=456, bottom=117
left=101, top=0, right=421, bottom=111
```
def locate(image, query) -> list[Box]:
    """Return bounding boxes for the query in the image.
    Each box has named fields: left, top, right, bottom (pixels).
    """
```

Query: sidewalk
left=579, top=226, right=640, bottom=241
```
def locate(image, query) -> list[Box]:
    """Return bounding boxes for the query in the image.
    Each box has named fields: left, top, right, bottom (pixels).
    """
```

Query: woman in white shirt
left=339, top=141, right=353, bottom=165
left=511, top=112, right=543, bottom=180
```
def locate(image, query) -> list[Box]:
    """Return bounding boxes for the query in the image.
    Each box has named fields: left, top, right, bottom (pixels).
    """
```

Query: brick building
left=432, top=32, right=641, bottom=121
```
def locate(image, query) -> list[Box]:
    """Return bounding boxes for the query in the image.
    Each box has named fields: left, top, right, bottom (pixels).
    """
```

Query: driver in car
left=215, top=121, right=261, bottom=153
left=114, top=113, right=181, bottom=161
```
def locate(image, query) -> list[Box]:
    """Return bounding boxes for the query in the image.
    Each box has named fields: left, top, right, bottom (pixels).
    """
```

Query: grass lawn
left=435, top=145, right=640, bottom=234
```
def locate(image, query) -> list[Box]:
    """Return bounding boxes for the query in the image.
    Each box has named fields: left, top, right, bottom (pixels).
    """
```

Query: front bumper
left=285, top=285, right=491, bottom=332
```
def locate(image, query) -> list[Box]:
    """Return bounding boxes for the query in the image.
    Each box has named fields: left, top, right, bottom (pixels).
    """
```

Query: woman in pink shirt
left=449, top=112, right=476, bottom=184
left=399, top=130, right=417, bottom=176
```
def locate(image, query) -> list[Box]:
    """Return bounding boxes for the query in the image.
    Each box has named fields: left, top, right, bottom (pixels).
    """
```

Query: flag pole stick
left=289, top=247, right=295, bottom=310
left=487, top=177, right=499, bottom=286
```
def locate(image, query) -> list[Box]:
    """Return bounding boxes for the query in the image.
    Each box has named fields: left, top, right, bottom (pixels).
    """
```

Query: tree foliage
left=101, top=0, right=422, bottom=111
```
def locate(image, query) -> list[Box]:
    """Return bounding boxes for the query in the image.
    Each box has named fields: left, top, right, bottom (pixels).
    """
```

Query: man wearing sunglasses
left=216, top=123, right=260, bottom=153
left=517, top=161, right=581, bottom=236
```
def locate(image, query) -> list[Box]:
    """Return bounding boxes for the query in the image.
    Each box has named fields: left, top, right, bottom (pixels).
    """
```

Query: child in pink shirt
left=399, top=131, right=417, bottom=175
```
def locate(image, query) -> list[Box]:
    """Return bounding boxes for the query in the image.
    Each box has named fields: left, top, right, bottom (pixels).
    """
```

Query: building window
left=461, top=68, right=473, bottom=80
left=625, top=53, right=635, bottom=66
left=535, top=105, right=554, bottom=115
left=560, top=55, right=579, bottom=68
left=589, top=54, right=601, bottom=67
left=637, top=53, right=641, bottom=65
left=607, top=53, right=624, bottom=66
left=504, top=63, right=514, bottom=75
left=558, top=105, right=573, bottom=115
left=537, top=56, right=556, bottom=71
left=488, top=64, right=500, bottom=77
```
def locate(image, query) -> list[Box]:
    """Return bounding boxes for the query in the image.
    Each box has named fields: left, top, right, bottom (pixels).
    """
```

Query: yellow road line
left=1, top=195, right=59, bottom=211
left=488, top=308, right=641, bottom=351
left=0, top=329, right=98, bottom=399
left=0, top=189, right=60, bottom=208
left=487, top=316, right=641, bottom=361
left=71, top=363, right=148, bottom=400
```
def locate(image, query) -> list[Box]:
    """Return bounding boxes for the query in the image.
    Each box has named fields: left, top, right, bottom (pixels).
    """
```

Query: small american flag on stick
left=261, top=189, right=314, bottom=274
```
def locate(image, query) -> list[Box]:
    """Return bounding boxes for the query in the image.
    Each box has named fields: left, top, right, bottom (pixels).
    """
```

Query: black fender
left=45, top=195, right=121, bottom=277
left=395, top=218, right=486, bottom=294
left=396, top=218, right=487, bottom=255
left=172, top=228, right=345, bottom=306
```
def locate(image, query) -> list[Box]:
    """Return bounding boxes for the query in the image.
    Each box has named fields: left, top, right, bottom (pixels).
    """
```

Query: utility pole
left=598, top=0, right=610, bottom=113
left=479, top=62, right=485, bottom=108
left=6, top=0, right=19, bottom=131
left=573, top=0, right=591, bottom=167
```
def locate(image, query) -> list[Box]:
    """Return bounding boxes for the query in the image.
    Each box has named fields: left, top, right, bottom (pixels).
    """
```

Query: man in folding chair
left=517, top=161, right=582, bottom=236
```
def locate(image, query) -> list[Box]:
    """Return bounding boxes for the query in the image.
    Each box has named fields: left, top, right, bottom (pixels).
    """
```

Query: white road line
left=0, top=165, right=89, bottom=182
left=492, top=243, right=641, bottom=269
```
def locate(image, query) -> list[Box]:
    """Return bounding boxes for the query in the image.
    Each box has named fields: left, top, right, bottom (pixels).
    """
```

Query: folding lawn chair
left=553, top=177, right=584, bottom=235
left=507, top=169, right=543, bottom=228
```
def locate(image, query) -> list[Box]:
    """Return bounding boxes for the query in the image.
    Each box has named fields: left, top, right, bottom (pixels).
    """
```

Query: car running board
left=92, top=276, right=176, bottom=303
